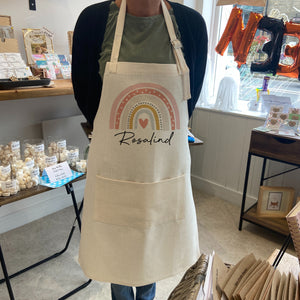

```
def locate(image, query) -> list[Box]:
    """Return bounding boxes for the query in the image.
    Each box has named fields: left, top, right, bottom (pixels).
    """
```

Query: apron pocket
left=93, top=174, right=187, bottom=228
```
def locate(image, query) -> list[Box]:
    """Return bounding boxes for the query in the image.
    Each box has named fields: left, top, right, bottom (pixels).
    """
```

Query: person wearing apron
left=72, top=0, right=208, bottom=299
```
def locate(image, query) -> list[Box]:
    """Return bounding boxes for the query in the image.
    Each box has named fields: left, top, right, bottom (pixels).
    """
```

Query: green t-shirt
left=99, top=2, right=181, bottom=79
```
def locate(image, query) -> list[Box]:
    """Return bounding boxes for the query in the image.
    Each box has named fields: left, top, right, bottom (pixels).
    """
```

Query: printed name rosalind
left=114, top=131, right=174, bottom=146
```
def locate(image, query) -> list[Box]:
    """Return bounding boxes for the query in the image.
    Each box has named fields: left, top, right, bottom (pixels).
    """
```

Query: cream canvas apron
left=78, top=0, right=200, bottom=286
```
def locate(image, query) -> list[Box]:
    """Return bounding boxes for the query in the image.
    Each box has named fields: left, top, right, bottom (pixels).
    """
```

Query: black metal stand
left=239, top=153, right=252, bottom=230
left=58, top=183, right=93, bottom=300
left=0, top=182, right=91, bottom=300
left=272, top=234, right=292, bottom=268
left=239, top=152, right=300, bottom=231
left=239, top=150, right=297, bottom=273
left=58, top=279, right=92, bottom=300
left=0, top=245, right=15, bottom=300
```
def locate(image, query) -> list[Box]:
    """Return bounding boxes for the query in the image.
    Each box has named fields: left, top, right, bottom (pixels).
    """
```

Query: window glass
left=221, top=3, right=300, bottom=107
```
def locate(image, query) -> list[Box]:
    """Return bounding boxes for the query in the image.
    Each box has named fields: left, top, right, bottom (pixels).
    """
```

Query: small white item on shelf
left=76, top=160, right=87, bottom=173
left=0, top=179, right=19, bottom=197
left=0, top=164, right=11, bottom=181
left=0, top=140, right=21, bottom=165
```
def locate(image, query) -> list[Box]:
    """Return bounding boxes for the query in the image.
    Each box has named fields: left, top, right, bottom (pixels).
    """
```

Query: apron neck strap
left=110, top=0, right=126, bottom=69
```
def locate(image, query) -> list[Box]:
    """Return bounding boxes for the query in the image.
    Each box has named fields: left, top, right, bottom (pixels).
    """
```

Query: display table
left=0, top=79, right=73, bottom=101
left=0, top=175, right=89, bottom=300
left=239, top=129, right=300, bottom=235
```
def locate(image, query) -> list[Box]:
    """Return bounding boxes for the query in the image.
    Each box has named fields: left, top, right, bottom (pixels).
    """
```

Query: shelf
left=0, top=79, right=73, bottom=101
left=243, top=204, right=290, bottom=236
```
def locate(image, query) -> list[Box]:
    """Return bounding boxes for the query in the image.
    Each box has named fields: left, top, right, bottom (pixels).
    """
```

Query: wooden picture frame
left=22, top=28, right=54, bottom=65
left=0, top=38, right=19, bottom=53
left=257, top=186, right=295, bottom=218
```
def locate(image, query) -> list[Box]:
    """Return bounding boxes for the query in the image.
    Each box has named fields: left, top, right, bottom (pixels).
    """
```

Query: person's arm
left=72, top=2, right=111, bottom=127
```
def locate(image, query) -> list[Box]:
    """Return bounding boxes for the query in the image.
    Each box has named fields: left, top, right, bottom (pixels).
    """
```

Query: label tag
left=45, top=155, right=57, bottom=165
left=2, top=180, right=16, bottom=190
left=43, top=161, right=72, bottom=183
left=25, top=159, right=35, bottom=168
left=68, top=151, right=79, bottom=160
left=57, top=140, right=67, bottom=149
left=11, top=141, right=20, bottom=151
left=1, top=165, right=11, bottom=175
left=31, top=167, right=39, bottom=177
left=34, top=144, right=45, bottom=152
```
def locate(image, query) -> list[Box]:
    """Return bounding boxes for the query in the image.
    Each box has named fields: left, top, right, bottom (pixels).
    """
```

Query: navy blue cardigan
left=72, top=0, right=207, bottom=126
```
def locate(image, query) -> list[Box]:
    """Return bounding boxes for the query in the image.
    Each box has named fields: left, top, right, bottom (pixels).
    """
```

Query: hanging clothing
left=78, top=0, right=200, bottom=286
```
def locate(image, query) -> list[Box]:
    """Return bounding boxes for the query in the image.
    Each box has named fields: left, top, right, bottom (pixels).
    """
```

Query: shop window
left=204, top=1, right=300, bottom=109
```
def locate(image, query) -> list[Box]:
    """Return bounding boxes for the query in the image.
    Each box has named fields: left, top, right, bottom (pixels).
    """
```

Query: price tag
left=34, top=144, right=44, bottom=152
left=57, top=140, right=66, bottom=149
left=46, top=155, right=57, bottom=165
left=11, top=141, right=20, bottom=151
left=1, top=165, right=11, bottom=175
left=31, top=167, right=39, bottom=177
left=25, top=159, right=35, bottom=168
left=68, top=151, right=79, bottom=160
left=44, top=161, right=72, bottom=183
left=2, top=180, right=16, bottom=190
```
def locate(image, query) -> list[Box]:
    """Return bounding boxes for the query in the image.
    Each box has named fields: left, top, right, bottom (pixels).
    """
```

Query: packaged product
left=76, top=160, right=87, bottom=173
left=0, top=179, right=19, bottom=197
left=0, top=140, right=21, bottom=165
left=23, top=139, right=46, bottom=174
left=66, top=146, right=79, bottom=168
left=13, top=158, right=39, bottom=190
left=47, top=138, right=67, bottom=162
left=0, top=164, right=11, bottom=181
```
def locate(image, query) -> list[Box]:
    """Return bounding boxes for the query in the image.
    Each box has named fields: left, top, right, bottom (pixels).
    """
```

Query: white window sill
left=195, top=101, right=268, bottom=121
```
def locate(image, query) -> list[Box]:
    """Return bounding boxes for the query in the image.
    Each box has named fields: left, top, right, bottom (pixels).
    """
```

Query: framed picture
left=22, top=28, right=54, bottom=65
left=257, top=186, right=295, bottom=218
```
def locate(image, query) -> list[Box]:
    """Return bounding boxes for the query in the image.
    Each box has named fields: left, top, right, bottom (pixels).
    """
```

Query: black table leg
left=65, top=183, right=81, bottom=231
left=0, top=244, right=15, bottom=300
left=239, top=153, right=252, bottom=230
left=272, top=234, right=292, bottom=268
left=260, top=158, right=267, bottom=186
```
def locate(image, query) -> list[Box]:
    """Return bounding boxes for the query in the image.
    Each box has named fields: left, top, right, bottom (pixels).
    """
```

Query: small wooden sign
left=0, top=38, right=19, bottom=53
left=0, top=15, right=11, bottom=26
